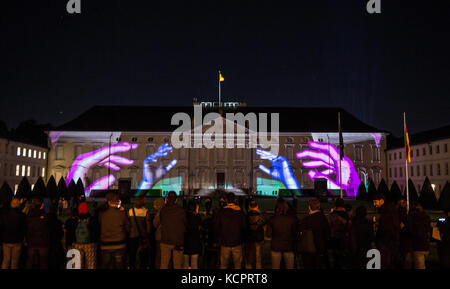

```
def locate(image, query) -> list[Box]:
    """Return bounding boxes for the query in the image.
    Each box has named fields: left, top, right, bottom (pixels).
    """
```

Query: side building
left=0, top=138, right=49, bottom=193
left=387, top=125, right=450, bottom=197
left=47, top=103, right=388, bottom=197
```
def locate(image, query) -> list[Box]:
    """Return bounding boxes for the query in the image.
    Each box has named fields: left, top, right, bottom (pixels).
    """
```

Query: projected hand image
left=66, top=142, right=138, bottom=196
left=296, top=141, right=360, bottom=196
left=256, top=149, right=300, bottom=190
left=138, top=143, right=177, bottom=190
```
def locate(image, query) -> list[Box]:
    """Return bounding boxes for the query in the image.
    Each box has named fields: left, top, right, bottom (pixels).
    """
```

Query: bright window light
left=16, top=165, right=20, bottom=176
left=33, top=150, right=37, bottom=158
left=42, top=167, right=45, bottom=178
left=17, top=147, right=21, bottom=156
left=21, top=165, right=25, bottom=177
left=38, top=151, right=41, bottom=159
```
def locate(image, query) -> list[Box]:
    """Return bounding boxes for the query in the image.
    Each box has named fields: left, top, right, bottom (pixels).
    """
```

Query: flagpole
left=338, top=112, right=343, bottom=199
left=404, top=112, right=410, bottom=213
left=218, top=70, right=221, bottom=107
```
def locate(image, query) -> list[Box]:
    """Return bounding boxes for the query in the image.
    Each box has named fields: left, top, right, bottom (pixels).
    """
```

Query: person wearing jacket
left=98, top=193, right=129, bottom=269
left=327, top=198, right=350, bottom=269
left=267, top=198, right=298, bottom=269
left=244, top=200, right=266, bottom=269
left=409, top=203, right=431, bottom=269
left=297, top=198, right=330, bottom=269
left=65, top=202, right=99, bottom=269
left=1, top=198, right=26, bottom=269
left=184, top=201, right=202, bottom=269
left=159, top=191, right=186, bottom=269
left=437, top=208, right=450, bottom=269
left=348, top=206, right=374, bottom=269
left=373, top=193, right=401, bottom=269
left=25, top=197, right=50, bottom=269
left=215, top=192, right=247, bottom=269
left=128, top=196, right=152, bottom=269
left=151, top=197, right=165, bottom=269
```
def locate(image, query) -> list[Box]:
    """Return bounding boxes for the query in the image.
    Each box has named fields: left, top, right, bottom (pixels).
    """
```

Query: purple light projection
left=371, top=133, right=382, bottom=147
left=296, top=141, right=361, bottom=197
left=66, top=142, right=138, bottom=196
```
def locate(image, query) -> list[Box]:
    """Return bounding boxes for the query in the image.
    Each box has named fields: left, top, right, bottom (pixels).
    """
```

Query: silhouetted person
left=327, top=198, right=350, bottom=269
left=348, top=206, right=374, bottom=269
left=159, top=191, right=186, bottom=269
left=373, top=193, right=401, bottom=269
left=128, top=196, right=151, bottom=269
left=298, top=198, right=330, bottom=269
left=437, top=208, right=450, bottom=269
left=25, top=197, right=50, bottom=269
left=244, top=200, right=266, bottom=269
left=267, top=199, right=298, bottom=269
left=409, top=203, right=431, bottom=269
left=1, top=199, right=26, bottom=269
left=215, top=192, right=246, bottom=269
left=99, top=193, right=129, bottom=269
left=184, top=201, right=202, bottom=269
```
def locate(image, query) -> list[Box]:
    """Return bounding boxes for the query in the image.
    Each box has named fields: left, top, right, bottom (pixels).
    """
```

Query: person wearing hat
left=373, top=193, right=401, bottom=269
left=65, top=202, right=98, bottom=269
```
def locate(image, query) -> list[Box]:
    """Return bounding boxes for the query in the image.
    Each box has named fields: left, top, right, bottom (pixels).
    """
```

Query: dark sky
left=1, top=0, right=450, bottom=136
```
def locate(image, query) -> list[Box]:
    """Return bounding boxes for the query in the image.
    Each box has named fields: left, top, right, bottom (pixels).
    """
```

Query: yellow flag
left=219, top=73, right=224, bottom=82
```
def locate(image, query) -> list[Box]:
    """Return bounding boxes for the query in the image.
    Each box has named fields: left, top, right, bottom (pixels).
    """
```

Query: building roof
left=387, top=124, right=450, bottom=150
left=55, top=105, right=385, bottom=133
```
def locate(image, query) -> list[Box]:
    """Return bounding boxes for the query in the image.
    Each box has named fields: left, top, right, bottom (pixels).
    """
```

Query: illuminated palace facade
left=47, top=103, right=388, bottom=197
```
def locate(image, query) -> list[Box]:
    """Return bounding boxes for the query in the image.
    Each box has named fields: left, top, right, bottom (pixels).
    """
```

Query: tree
left=32, top=176, right=47, bottom=198
left=439, top=181, right=450, bottom=210
left=377, top=179, right=390, bottom=201
left=367, top=179, right=377, bottom=201
left=390, top=181, right=403, bottom=203
left=404, top=178, right=419, bottom=204
left=16, top=177, right=31, bottom=200
left=0, top=182, right=14, bottom=207
left=46, top=176, right=58, bottom=200
left=57, top=177, right=68, bottom=200
left=76, top=178, right=85, bottom=199
left=356, top=182, right=368, bottom=201
left=419, top=177, right=438, bottom=210
left=68, top=179, right=77, bottom=201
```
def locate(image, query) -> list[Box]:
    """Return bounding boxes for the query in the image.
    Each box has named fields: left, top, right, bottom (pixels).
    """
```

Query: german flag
left=405, top=123, right=411, bottom=163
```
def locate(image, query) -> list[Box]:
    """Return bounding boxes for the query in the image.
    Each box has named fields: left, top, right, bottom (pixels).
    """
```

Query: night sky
left=1, top=0, right=450, bottom=136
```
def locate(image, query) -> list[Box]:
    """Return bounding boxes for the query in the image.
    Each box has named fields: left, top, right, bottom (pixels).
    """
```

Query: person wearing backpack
left=298, top=198, right=330, bottom=269
left=66, top=202, right=98, bottom=269
left=128, top=196, right=152, bottom=270
left=25, top=197, right=50, bottom=269
left=244, top=200, right=266, bottom=269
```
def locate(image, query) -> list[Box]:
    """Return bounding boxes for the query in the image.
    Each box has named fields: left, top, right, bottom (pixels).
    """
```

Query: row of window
left=10, top=164, right=46, bottom=178
left=16, top=147, right=46, bottom=160
left=389, top=143, right=449, bottom=161
left=390, top=162, right=449, bottom=178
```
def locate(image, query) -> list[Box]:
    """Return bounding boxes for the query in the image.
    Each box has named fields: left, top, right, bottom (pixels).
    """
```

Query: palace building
left=47, top=103, right=388, bottom=197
